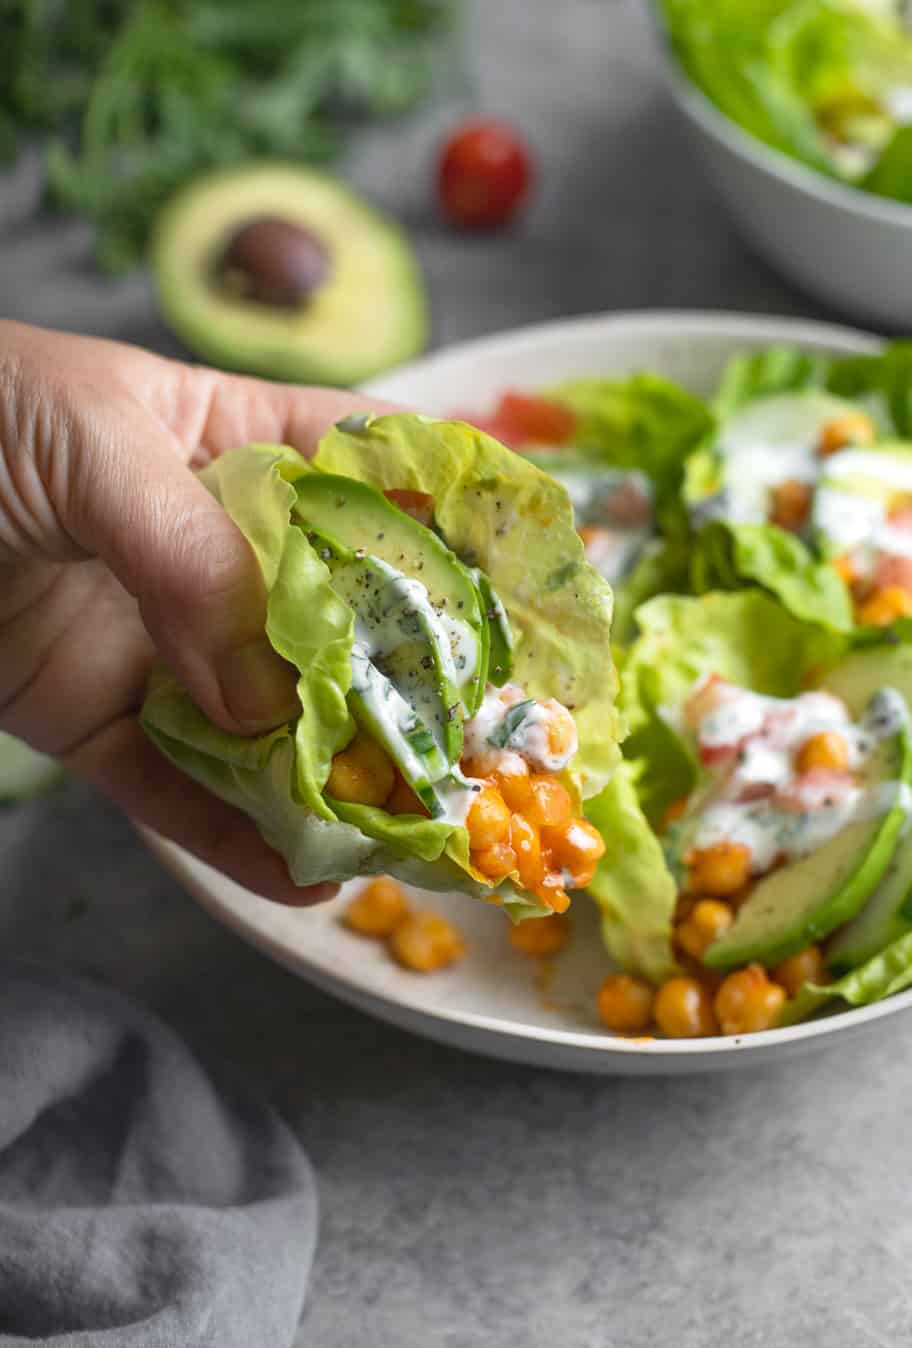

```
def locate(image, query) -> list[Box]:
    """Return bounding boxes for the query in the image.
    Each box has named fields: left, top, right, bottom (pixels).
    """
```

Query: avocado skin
left=151, top=163, right=427, bottom=387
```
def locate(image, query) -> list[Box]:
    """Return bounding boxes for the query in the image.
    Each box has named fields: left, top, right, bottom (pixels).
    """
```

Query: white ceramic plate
left=147, top=310, right=912, bottom=1074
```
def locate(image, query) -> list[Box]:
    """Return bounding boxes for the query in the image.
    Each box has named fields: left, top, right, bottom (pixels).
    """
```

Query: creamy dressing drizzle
left=462, top=685, right=578, bottom=775
left=666, top=679, right=910, bottom=876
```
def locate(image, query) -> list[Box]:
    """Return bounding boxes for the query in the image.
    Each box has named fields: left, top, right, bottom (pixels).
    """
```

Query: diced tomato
left=735, top=781, right=777, bottom=803
left=492, top=391, right=577, bottom=448
left=449, top=411, right=506, bottom=438
left=383, top=489, right=436, bottom=528
left=774, top=768, right=855, bottom=814
left=699, top=742, right=738, bottom=768
left=603, top=479, right=652, bottom=527
left=873, top=553, right=912, bottom=594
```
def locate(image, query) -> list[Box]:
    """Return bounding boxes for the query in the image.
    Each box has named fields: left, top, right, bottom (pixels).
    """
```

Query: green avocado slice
left=306, top=526, right=465, bottom=765
left=703, top=725, right=912, bottom=971
left=474, top=571, right=513, bottom=686
left=0, top=732, right=61, bottom=804
left=294, top=472, right=487, bottom=712
left=814, top=643, right=912, bottom=970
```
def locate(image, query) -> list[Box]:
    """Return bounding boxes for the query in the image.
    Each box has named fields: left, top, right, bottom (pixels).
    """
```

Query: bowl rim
left=647, top=1, right=912, bottom=228
left=148, top=307, right=912, bottom=1066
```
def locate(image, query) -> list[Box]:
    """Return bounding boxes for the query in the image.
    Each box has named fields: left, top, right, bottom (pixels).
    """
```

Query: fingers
left=61, top=406, right=299, bottom=736
left=64, top=715, right=337, bottom=908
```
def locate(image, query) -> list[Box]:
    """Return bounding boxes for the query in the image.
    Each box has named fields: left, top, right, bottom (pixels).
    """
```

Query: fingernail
left=219, top=638, right=299, bottom=733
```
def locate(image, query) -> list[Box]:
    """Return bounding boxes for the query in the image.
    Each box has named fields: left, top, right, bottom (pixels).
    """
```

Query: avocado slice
left=474, top=571, right=513, bottom=686
left=703, top=688, right=912, bottom=971
left=813, top=644, right=912, bottom=970
left=308, top=526, right=465, bottom=765
left=345, top=646, right=450, bottom=819
left=151, top=164, right=426, bottom=387
left=295, top=472, right=487, bottom=711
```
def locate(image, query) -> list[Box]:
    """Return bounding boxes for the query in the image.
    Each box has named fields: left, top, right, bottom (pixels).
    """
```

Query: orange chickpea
left=527, top=775, right=573, bottom=830
left=770, top=478, right=812, bottom=531
left=653, top=977, right=718, bottom=1038
left=855, top=585, right=912, bottom=627
left=816, top=411, right=876, bottom=457
left=466, top=784, right=512, bottom=851
left=800, top=665, right=825, bottom=690
left=543, top=817, right=606, bottom=889
left=687, top=842, right=752, bottom=898
left=597, top=974, right=655, bottom=1033
left=831, top=554, right=858, bottom=587
left=389, top=911, right=465, bottom=972
left=795, top=730, right=850, bottom=775
left=327, top=737, right=395, bottom=806
left=675, top=899, right=734, bottom=961
left=662, top=796, right=690, bottom=833
left=385, top=772, right=430, bottom=816
left=509, top=913, right=570, bottom=958
left=535, top=873, right=571, bottom=914
left=578, top=525, right=601, bottom=548
left=472, top=840, right=518, bottom=882
left=772, top=945, right=829, bottom=998
left=684, top=674, right=726, bottom=730
left=510, top=813, right=545, bottom=892
left=492, top=758, right=535, bottom=812
left=342, top=877, right=410, bottom=937
left=713, top=964, right=786, bottom=1035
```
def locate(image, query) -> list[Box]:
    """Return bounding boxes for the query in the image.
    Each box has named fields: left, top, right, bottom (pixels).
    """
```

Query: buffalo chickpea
left=385, top=772, right=430, bottom=816
left=542, top=701, right=577, bottom=761
left=597, top=974, right=655, bottom=1033
left=527, top=775, right=573, bottom=830
left=542, top=818, right=606, bottom=888
left=343, top=877, right=410, bottom=937
left=492, top=757, right=535, bottom=812
left=713, top=964, right=785, bottom=1035
left=662, top=797, right=689, bottom=832
left=653, top=977, right=718, bottom=1038
left=687, top=841, right=752, bottom=898
left=472, top=840, right=518, bottom=882
left=510, top=813, right=545, bottom=892
left=466, top=784, right=511, bottom=851
left=772, top=945, right=829, bottom=998
left=831, top=554, right=859, bottom=587
left=855, top=585, right=912, bottom=627
left=509, top=913, right=570, bottom=958
left=675, top=899, right=734, bottom=960
left=327, top=737, right=395, bottom=806
left=795, top=730, right=850, bottom=775
left=389, top=911, right=465, bottom=972
left=535, top=874, right=571, bottom=914
left=770, top=478, right=812, bottom=531
left=816, top=410, right=876, bottom=457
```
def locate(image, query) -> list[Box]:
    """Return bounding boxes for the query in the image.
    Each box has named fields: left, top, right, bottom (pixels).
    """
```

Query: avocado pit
left=215, top=216, right=331, bottom=308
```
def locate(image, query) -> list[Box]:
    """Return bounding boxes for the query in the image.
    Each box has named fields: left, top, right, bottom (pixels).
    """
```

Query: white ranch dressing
left=708, top=442, right=819, bottom=525
left=461, top=685, right=578, bottom=775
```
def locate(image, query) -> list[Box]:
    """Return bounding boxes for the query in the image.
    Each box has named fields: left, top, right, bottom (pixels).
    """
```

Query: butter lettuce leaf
left=142, top=418, right=619, bottom=912
left=316, top=413, right=620, bottom=799
left=584, top=760, right=679, bottom=983
left=689, top=519, right=855, bottom=631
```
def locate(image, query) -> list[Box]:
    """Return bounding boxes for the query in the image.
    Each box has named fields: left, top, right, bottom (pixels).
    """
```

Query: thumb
left=65, top=418, right=299, bottom=735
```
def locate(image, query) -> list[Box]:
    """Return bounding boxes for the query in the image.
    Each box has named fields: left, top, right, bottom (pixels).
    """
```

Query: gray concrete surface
left=1, top=2, right=905, bottom=1345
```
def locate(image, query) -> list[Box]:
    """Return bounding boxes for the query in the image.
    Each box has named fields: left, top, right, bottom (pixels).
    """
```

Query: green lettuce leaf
left=712, top=344, right=829, bottom=420
left=143, top=416, right=619, bottom=910
left=549, top=373, right=714, bottom=509
left=315, top=413, right=620, bottom=800
left=611, top=536, right=693, bottom=647
left=689, top=520, right=855, bottom=631
left=584, top=759, right=679, bottom=983
left=778, top=929, right=912, bottom=1026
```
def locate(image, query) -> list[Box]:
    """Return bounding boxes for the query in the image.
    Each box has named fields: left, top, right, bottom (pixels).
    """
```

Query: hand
left=0, top=321, right=396, bottom=905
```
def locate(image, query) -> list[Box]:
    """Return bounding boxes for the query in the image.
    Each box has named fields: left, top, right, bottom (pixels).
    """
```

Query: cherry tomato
left=383, top=489, right=435, bottom=528
left=437, top=120, right=533, bottom=229
left=492, top=392, right=576, bottom=447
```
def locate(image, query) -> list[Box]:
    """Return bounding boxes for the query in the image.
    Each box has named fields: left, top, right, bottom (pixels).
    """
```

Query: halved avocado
left=151, top=164, right=427, bottom=387
left=703, top=666, right=912, bottom=970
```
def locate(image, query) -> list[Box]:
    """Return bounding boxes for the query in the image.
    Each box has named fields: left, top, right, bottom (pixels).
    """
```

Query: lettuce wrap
left=141, top=414, right=620, bottom=917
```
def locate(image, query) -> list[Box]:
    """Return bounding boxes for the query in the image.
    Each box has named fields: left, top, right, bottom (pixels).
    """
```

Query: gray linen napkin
left=0, top=961, right=318, bottom=1347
